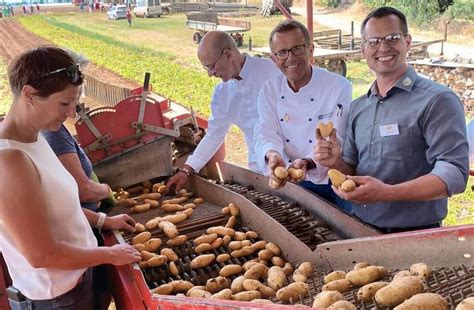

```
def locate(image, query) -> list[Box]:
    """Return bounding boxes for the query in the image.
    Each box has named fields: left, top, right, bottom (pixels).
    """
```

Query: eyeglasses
left=202, top=49, right=226, bottom=72
left=363, top=33, right=406, bottom=48
left=40, top=63, right=83, bottom=83
left=273, top=45, right=307, bottom=60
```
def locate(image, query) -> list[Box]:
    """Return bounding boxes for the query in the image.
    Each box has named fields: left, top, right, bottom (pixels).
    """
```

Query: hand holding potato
left=287, top=159, right=307, bottom=183
left=266, top=151, right=288, bottom=190
left=165, top=165, right=193, bottom=193
left=108, top=244, right=142, bottom=265
left=103, top=214, right=136, bottom=232
left=332, top=175, right=390, bottom=204
left=314, top=127, right=341, bottom=168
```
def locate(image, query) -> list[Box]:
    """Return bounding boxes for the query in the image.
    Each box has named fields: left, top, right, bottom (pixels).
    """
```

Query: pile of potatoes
left=314, top=261, right=454, bottom=309
left=141, top=202, right=314, bottom=304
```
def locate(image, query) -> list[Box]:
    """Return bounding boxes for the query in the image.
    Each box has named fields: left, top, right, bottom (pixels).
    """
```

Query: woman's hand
left=103, top=214, right=136, bottom=232
left=107, top=244, right=141, bottom=265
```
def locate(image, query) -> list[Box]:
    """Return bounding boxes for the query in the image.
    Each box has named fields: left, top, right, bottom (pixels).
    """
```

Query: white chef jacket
left=255, top=67, right=352, bottom=184
left=186, top=54, right=281, bottom=172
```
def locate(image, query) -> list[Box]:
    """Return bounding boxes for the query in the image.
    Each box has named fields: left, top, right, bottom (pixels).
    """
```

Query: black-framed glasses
left=202, top=49, right=226, bottom=72
left=40, top=63, right=83, bottom=83
left=273, top=45, right=306, bottom=60
left=363, top=33, right=406, bottom=48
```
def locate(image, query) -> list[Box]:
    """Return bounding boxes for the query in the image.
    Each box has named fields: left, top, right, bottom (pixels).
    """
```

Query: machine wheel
left=193, top=32, right=202, bottom=44
left=327, top=60, right=347, bottom=77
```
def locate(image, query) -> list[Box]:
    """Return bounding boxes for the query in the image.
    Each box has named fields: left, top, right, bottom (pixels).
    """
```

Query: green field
left=0, top=12, right=471, bottom=225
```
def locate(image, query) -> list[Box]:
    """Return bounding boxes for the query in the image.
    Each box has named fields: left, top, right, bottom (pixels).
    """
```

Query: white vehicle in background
left=133, top=0, right=162, bottom=18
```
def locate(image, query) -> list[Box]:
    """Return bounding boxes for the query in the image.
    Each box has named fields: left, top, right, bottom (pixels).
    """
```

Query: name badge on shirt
left=379, top=123, right=399, bottom=137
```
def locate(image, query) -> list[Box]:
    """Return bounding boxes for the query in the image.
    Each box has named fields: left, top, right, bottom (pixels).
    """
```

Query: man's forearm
left=384, top=174, right=448, bottom=202
left=332, top=158, right=355, bottom=176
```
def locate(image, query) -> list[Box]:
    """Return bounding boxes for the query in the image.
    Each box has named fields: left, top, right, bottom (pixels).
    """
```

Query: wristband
left=95, top=212, right=106, bottom=233
left=178, top=167, right=192, bottom=177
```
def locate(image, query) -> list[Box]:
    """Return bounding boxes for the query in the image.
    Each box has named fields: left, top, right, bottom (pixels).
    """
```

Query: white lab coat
left=255, top=67, right=352, bottom=184
left=185, top=55, right=281, bottom=172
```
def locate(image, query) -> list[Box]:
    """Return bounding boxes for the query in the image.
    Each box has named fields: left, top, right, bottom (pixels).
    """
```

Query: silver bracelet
left=95, top=212, right=106, bottom=232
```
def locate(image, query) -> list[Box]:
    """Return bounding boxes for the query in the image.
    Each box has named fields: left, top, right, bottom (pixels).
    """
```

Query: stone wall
left=410, top=60, right=473, bottom=117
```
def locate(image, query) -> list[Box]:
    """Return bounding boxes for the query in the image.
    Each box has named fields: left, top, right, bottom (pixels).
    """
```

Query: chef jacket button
left=309, top=140, right=312, bottom=143
left=281, top=96, right=285, bottom=99
left=280, top=118, right=284, bottom=122
left=288, top=160, right=291, bottom=163
left=286, top=139, right=290, bottom=142
left=310, top=98, right=314, bottom=101
left=308, top=118, right=312, bottom=121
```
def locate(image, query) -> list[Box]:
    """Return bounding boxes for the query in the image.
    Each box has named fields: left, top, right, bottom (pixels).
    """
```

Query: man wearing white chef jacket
left=255, top=19, right=353, bottom=213
left=166, top=31, right=281, bottom=192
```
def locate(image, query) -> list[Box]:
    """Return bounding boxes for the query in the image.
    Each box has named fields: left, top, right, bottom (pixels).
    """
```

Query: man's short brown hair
left=269, top=19, right=311, bottom=47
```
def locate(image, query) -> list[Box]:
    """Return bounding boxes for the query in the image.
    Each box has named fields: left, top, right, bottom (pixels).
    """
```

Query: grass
left=0, top=57, right=11, bottom=115
left=7, top=12, right=473, bottom=226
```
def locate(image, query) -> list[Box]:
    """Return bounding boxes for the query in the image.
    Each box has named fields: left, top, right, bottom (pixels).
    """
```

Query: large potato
left=210, top=288, right=233, bottom=300
left=219, top=264, right=242, bottom=277
left=327, top=300, right=357, bottom=310
left=231, top=276, right=246, bottom=294
left=375, top=276, right=425, bottom=307
left=244, top=263, right=268, bottom=280
left=243, top=279, right=275, bottom=298
left=233, top=290, right=261, bottom=301
left=150, top=283, right=173, bottom=295
left=357, top=281, right=389, bottom=302
left=409, top=263, right=433, bottom=279
left=276, top=282, right=309, bottom=302
left=312, top=290, right=345, bottom=308
left=191, top=254, right=215, bottom=269
left=394, top=293, right=448, bottom=310
left=322, top=279, right=352, bottom=293
left=131, top=231, right=151, bottom=245
left=206, top=276, right=231, bottom=294
left=170, top=280, right=194, bottom=293
left=324, top=270, right=346, bottom=284
left=346, top=265, right=385, bottom=286
left=456, top=297, right=474, bottom=310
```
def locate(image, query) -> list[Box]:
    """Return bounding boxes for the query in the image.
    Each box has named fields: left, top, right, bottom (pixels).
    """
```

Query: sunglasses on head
left=40, top=63, right=83, bottom=83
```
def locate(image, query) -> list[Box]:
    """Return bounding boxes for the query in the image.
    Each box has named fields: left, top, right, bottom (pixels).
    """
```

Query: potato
left=233, top=231, right=246, bottom=241
left=346, top=265, right=385, bottom=286
left=243, top=279, right=275, bottom=298
left=116, top=198, right=137, bottom=208
left=410, top=263, right=433, bottom=279
left=251, top=240, right=267, bottom=251
left=233, top=290, right=261, bottom=301
left=340, top=179, right=356, bottom=192
left=193, top=197, right=204, bottom=204
left=191, top=254, right=215, bottom=269
left=133, top=243, right=145, bottom=252
left=161, top=203, right=184, bottom=213
left=132, top=231, right=152, bottom=245
left=282, top=263, right=294, bottom=276
left=219, top=264, right=242, bottom=277
left=210, top=237, right=223, bottom=250
left=183, top=203, right=197, bottom=209
left=210, top=288, right=233, bottom=300
left=151, top=183, right=164, bottom=193
left=357, top=281, right=389, bottom=302
left=222, top=235, right=232, bottom=246
left=276, top=282, right=309, bottom=302
left=271, top=256, right=285, bottom=267
left=231, top=275, right=246, bottom=294
left=194, top=233, right=218, bottom=245
left=231, top=246, right=253, bottom=258
left=297, top=261, right=313, bottom=277
left=144, top=238, right=162, bottom=252
left=244, top=263, right=268, bottom=280
left=145, top=217, right=161, bottom=230
left=141, top=250, right=156, bottom=261
left=228, top=203, right=240, bottom=216
left=225, top=216, right=237, bottom=228
left=243, top=261, right=260, bottom=271
left=328, top=169, right=346, bottom=187
left=160, top=248, right=178, bottom=261
left=274, top=166, right=289, bottom=179
left=195, top=243, right=212, bottom=254
left=270, top=178, right=283, bottom=189
left=166, top=235, right=187, bottom=246
left=134, top=223, right=146, bottom=233
left=131, top=203, right=151, bottom=213
left=324, top=270, right=346, bottom=284
left=245, top=231, right=259, bottom=239
left=147, top=255, right=168, bottom=267
left=170, top=280, right=194, bottom=293
left=393, top=270, right=412, bottom=280
left=158, top=221, right=178, bottom=239
left=206, top=276, right=231, bottom=294
left=456, top=297, right=474, bottom=310
left=353, top=262, right=371, bottom=270
left=181, top=208, right=193, bottom=217
left=264, top=242, right=281, bottom=256
left=288, top=167, right=304, bottom=180
left=394, top=293, right=448, bottom=310
left=144, top=199, right=159, bottom=208
left=150, top=283, right=173, bottom=295
left=216, top=254, right=231, bottom=263
left=258, top=249, right=274, bottom=261
left=322, top=279, right=352, bottom=293
left=186, top=289, right=212, bottom=298
left=161, top=213, right=188, bottom=224
left=229, top=241, right=243, bottom=250
left=207, top=226, right=235, bottom=237
left=318, top=121, right=334, bottom=138
left=375, top=276, right=425, bottom=307
left=138, top=261, right=148, bottom=269
left=139, top=193, right=161, bottom=200
left=327, top=300, right=357, bottom=310
left=267, top=266, right=287, bottom=291
left=313, top=290, right=345, bottom=308
left=251, top=299, right=273, bottom=304
left=293, top=269, right=308, bottom=283
left=162, top=197, right=187, bottom=204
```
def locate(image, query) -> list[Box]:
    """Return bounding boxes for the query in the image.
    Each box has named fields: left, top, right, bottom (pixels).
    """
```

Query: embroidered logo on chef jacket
left=379, top=123, right=400, bottom=137
left=402, top=77, right=412, bottom=87
left=318, top=112, right=333, bottom=120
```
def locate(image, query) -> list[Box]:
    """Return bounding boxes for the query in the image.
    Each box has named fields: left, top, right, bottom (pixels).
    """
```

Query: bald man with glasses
left=166, top=31, right=281, bottom=192
left=254, top=19, right=353, bottom=213
left=314, top=7, right=468, bottom=233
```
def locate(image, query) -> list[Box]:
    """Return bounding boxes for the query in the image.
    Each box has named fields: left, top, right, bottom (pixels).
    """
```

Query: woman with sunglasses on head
left=0, top=46, right=142, bottom=310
